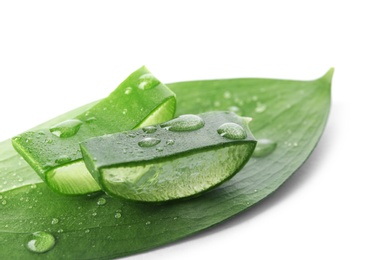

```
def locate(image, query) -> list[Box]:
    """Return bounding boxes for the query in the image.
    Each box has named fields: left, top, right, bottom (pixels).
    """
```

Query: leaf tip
left=321, top=67, right=335, bottom=85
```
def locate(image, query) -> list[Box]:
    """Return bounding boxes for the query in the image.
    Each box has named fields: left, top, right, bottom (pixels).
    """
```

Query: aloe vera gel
left=12, top=66, right=176, bottom=195
left=80, top=112, right=257, bottom=202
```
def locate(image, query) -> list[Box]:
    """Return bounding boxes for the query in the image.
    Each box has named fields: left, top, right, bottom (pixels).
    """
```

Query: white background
left=1, top=1, right=389, bottom=259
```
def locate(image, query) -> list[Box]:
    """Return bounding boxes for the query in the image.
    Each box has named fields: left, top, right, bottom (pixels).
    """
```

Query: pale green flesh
left=137, top=97, right=176, bottom=128
left=45, top=98, right=176, bottom=195
left=47, top=161, right=100, bottom=195
left=101, top=144, right=253, bottom=201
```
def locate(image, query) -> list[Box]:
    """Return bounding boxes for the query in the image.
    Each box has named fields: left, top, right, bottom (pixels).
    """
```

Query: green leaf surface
left=0, top=70, right=332, bottom=259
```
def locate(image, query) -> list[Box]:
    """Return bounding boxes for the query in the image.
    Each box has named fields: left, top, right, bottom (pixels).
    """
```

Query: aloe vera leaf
left=11, top=66, right=176, bottom=195
left=0, top=101, right=98, bottom=193
left=80, top=112, right=256, bottom=202
left=0, top=69, right=332, bottom=259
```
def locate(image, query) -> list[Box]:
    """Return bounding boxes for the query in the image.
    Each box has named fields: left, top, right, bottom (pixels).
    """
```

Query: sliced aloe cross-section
left=11, top=66, right=176, bottom=195
left=80, top=112, right=257, bottom=202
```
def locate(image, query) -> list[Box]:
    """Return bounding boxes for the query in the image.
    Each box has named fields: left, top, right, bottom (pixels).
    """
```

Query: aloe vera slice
left=11, top=66, right=176, bottom=195
left=80, top=112, right=256, bottom=202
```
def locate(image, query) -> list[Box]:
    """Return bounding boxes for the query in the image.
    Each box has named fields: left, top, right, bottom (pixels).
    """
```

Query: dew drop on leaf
left=138, top=137, right=161, bottom=148
left=161, top=115, right=205, bottom=132
left=255, top=102, right=267, bottom=113
left=217, top=123, right=247, bottom=140
left=86, top=117, right=97, bottom=123
left=138, top=74, right=160, bottom=90
left=49, top=119, right=83, bottom=138
left=252, top=139, right=277, bottom=158
left=97, top=198, right=106, bottom=206
left=25, top=231, right=56, bottom=253
left=51, top=218, right=59, bottom=225
left=166, top=139, right=175, bottom=145
left=124, top=87, right=132, bottom=95
left=142, top=126, right=157, bottom=134
left=228, top=106, right=241, bottom=114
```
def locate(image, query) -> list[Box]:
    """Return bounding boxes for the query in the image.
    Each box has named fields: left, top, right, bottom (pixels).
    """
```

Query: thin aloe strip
left=0, top=69, right=332, bottom=259
left=80, top=112, right=256, bottom=202
left=11, top=66, right=176, bottom=195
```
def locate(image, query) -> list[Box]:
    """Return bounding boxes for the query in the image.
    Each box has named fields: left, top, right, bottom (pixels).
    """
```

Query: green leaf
left=0, top=69, right=332, bottom=259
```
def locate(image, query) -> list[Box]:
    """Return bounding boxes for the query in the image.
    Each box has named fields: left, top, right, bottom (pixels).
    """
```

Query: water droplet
left=252, top=139, right=277, bottom=158
left=49, top=119, right=83, bottom=138
left=84, top=117, right=96, bottom=124
left=25, top=231, right=56, bottom=253
left=228, top=106, right=241, bottom=115
left=85, top=229, right=90, bottom=233
left=142, top=126, right=157, bottom=134
left=57, top=229, right=63, bottom=233
left=30, top=184, right=37, bottom=189
left=166, top=139, right=175, bottom=145
left=138, top=73, right=160, bottom=90
left=51, top=218, right=59, bottom=225
left=234, top=97, right=244, bottom=106
left=217, top=123, right=247, bottom=140
left=97, top=198, right=106, bottom=206
left=92, top=212, right=97, bottom=217
left=138, top=137, right=161, bottom=147
left=161, top=114, right=205, bottom=132
left=1, top=200, right=6, bottom=205
left=223, top=91, right=231, bottom=99
left=55, top=155, right=72, bottom=164
left=124, top=87, right=132, bottom=95
left=255, top=102, right=267, bottom=113
left=114, top=213, right=122, bottom=219
left=145, top=221, right=151, bottom=225
left=122, top=109, right=128, bottom=115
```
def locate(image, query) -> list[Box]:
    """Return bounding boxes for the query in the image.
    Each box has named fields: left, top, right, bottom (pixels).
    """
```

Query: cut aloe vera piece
left=80, top=112, right=256, bottom=202
left=11, top=66, right=176, bottom=195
